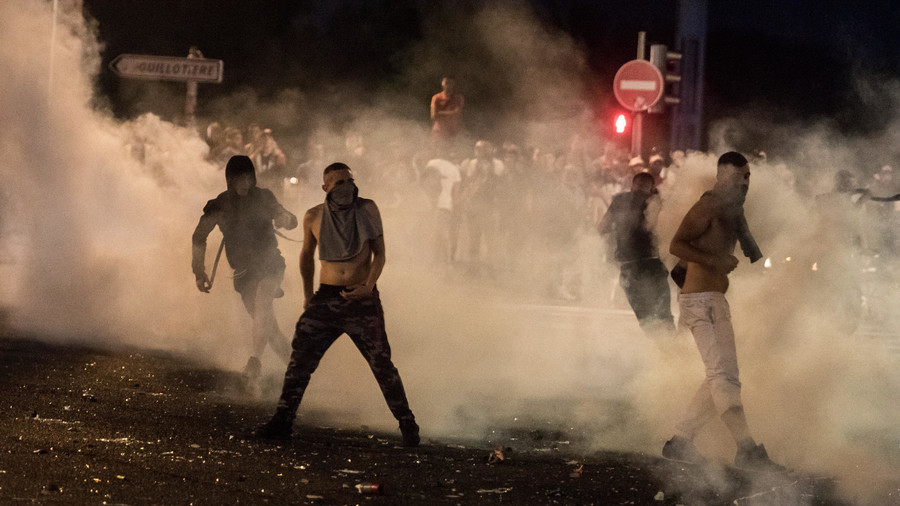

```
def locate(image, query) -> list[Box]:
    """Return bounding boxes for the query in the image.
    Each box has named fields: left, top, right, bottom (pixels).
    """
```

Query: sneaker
left=254, top=413, right=293, bottom=440
left=734, top=442, right=786, bottom=472
left=662, top=435, right=706, bottom=464
left=399, top=418, right=420, bottom=447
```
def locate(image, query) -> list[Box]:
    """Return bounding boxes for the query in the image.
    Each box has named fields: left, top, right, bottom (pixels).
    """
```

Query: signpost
left=108, top=54, right=223, bottom=83
left=109, top=52, right=223, bottom=126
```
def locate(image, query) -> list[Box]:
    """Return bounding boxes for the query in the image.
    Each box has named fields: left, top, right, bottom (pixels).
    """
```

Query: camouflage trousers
left=275, top=284, right=414, bottom=422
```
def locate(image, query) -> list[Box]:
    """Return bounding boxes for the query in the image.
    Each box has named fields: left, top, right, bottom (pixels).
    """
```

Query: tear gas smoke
left=0, top=1, right=897, bottom=502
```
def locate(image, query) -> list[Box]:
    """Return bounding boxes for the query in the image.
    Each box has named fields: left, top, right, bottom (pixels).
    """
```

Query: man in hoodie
left=192, top=155, right=297, bottom=385
left=661, top=151, right=783, bottom=472
left=255, top=162, right=420, bottom=447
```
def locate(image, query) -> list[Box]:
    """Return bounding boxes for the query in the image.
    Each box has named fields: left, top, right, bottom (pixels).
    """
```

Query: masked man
left=192, top=156, right=297, bottom=386
left=256, top=162, right=419, bottom=446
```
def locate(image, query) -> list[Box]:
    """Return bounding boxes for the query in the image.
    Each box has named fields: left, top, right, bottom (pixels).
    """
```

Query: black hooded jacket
left=192, top=156, right=296, bottom=278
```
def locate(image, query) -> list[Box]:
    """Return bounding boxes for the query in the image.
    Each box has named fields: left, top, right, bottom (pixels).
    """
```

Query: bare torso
left=305, top=204, right=374, bottom=286
left=672, top=194, right=740, bottom=294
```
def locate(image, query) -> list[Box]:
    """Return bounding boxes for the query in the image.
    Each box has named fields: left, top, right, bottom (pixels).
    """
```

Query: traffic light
left=648, top=44, right=682, bottom=113
left=615, top=113, right=628, bottom=134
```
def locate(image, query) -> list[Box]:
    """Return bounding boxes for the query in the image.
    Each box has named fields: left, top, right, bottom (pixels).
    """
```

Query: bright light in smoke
left=764, top=257, right=772, bottom=268
left=615, top=114, right=627, bottom=133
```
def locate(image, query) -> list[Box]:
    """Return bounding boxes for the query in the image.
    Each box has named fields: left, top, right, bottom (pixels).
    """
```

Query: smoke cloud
left=1, top=1, right=897, bottom=502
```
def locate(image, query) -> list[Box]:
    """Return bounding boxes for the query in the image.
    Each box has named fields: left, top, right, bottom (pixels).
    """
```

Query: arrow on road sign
left=109, top=54, right=223, bottom=83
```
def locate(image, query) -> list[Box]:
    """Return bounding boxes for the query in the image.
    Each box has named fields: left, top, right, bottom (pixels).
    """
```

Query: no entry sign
left=613, top=60, right=664, bottom=112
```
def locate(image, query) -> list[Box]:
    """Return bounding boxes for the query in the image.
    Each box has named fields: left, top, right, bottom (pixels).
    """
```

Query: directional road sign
left=109, top=54, right=223, bottom=83
left=613, top=59, right=664, bottom=112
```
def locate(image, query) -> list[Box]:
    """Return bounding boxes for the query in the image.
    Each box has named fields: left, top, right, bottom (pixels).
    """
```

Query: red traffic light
left=615, top=114, right=627, bottom=133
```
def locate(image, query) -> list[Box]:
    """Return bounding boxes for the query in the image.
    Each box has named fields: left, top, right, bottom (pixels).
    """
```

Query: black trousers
left=619, top=258, right=675, bottom=330
left=275, top=285, right=414, bottom=422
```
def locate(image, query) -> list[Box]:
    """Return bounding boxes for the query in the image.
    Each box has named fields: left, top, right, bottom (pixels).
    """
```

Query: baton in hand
left=208, top=238, right=225, bottom=289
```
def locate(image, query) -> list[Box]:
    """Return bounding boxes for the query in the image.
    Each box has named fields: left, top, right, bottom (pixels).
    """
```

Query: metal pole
left=632, top=32, right=646, bottom=157
left=185, top=80, right=197, bottom=127
left=632, top=111, right=643, bottom=157
left=184, top=47, right=202, bottom=127
left=637, top=31, right=646, bottom=60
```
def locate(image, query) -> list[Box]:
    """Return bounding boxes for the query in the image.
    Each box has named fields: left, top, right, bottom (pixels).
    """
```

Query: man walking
left=662, top=152, right=783, bottom=471
left=192, top=156, right=297, bottom=385
left=256, top=163, right=420, bottom=446
left=598, top=172, right=675, bottom=336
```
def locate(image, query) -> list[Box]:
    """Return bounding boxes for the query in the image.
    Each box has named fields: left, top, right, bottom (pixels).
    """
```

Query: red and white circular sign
left=613, top=60, right=664, bottom=112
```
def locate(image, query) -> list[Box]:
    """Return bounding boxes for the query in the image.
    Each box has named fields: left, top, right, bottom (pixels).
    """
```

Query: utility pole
left=184, top=47, right=204, bottom=128
left=632, top=31, right=646, bottom=158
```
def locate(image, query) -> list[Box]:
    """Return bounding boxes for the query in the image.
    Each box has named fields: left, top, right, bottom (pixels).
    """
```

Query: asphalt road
left=3, top=328, right=895, bottom=506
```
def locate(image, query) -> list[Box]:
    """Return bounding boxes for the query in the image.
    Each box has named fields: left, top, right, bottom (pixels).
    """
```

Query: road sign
left=613, top=59, right=664, bottom=112
left=109, top=54, right=223, bottom=83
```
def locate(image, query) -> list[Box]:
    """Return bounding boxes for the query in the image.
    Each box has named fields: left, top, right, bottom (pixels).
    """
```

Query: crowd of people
left=198, top=76, right=898, bottom=313
left=202, top=122, right=688, bottom=299
left=201, top=116, right=897, bottom=306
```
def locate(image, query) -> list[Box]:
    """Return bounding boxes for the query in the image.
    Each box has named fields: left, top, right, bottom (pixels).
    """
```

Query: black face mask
left=327, top=181, right=358, bottom=209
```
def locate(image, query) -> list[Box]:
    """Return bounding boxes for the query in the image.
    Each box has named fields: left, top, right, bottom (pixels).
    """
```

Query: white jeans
left=675, top=292, right=743, bottom=438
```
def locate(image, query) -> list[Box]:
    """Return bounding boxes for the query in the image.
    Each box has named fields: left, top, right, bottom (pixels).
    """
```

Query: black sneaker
left=399, top=418, right=420, bottom=447
left=734, top=443, right=786, bottom=472
left=662, top=435, right=706, bottom=464
left=254, top=413, right=293, bottom=440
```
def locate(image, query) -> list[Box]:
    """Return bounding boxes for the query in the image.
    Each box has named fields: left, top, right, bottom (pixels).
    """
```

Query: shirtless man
left=661, top=152, right=783, bottom=471
left=430, top=76, right=464, bottom=141
left=255, top=163, right=420, bottom=446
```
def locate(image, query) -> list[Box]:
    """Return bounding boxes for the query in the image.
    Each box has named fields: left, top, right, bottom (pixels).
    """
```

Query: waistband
left=678, top=291, right=727, bottom=302
left=316, top=283, right=378, bottom=296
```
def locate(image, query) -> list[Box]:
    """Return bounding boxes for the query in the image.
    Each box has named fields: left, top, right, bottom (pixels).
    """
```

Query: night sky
left=84, top=0, right=900, bottom=153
